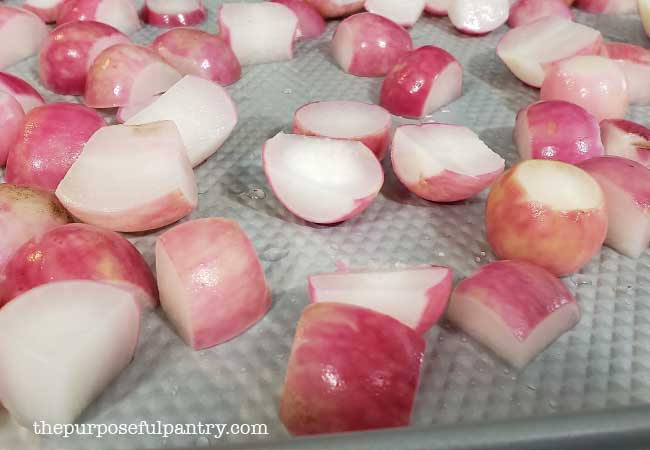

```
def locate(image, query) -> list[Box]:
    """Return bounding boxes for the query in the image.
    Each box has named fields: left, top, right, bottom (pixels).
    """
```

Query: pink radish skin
left=448, top=260, right=580, bottom=369
left=601, top=43, right=650, bottom=105
left=392, top=123, right=505, bottom=203
left=0, top=94, right=24, bottom=166
left=380, top=46, right=463, bottom=119
left=642, top=0, right=650, bottom=37
left=116, top=95, right=160, bottom=123
left=302, top=0, right=364, bottom=18
left=514, top=100, right=604, bottom=164
left=56, top=121, right=197, bottom=233
left=425, top=0, right=449, bottom=15
left=540, top=55, right=629, bottom=122
left=151, top=28, right=241, bottom=86
left=448, top=0, right=509, bottom=35
left=331, top=12, right=413, bottom=77
left=0, top=6, right=48, bottom=69
left=156, top=218, right=271, bottom=350
left=84, top=44, right=182, bottom=108
left=39, top=21, right=130, bottom=96
left=271, top=0, right=326, bottom=40
left=293, top=101, right=391, bottom=160
left=23, top=0, right=67, bottom=22
left=280, top=302, right=425, bottom=435
left=0, top=72, right=45, bottom=113
left=308, top=265, right=452, bottom=334
left=508, top=0, right=573, bottom=28
left=364, top=0, right=425, bottom=27
left=5, top=103, right=105, bottom=192
left=600, top=119, right=650, bottom=167
left=141, top=0, right=206, bottom=27
left=575, top=0, right=637, bottom=14
left=57, top=0, right=141, bottom=35
left=0, top=223, right=157, bottom=308
left=263, top=132, right=384, bottom=224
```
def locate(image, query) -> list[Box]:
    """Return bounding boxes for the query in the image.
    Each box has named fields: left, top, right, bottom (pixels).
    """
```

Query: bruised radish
left=302, top=0, right=364, bottom=18
left=270, top=0, right=326, bottom=40
left=448, top=0, right=509, bottom=35
left=23, top=0, right=66, bottom=22
left=600, top=119, right=650, bottom=167
left=575, top=0, right=637, bottom=14
left=601, top=42, right=650, bottom=105
left=116, top=95, right=159, bottom=123
left=363, top=0, right=425, bottom=27
left=425, top=0, right=449, bottom=15
left=56, top=121, right=197, bottom=232
left=0, top=6, right=47, bottom=69
left=507, top=0, right=573, bottom=28
left=57, top=0, right=141, bottom=35
left=0, top=72, right=44, bottom=113
left=141, top=0, right=206, bottom=27
left=263, top=133, right=383, bottom=224
left=293, top=101, right=391, bottom=160
left=0, top=94, right=24, bottom=166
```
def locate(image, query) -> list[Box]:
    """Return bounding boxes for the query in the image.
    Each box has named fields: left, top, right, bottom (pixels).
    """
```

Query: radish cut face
left=0, top=6, right=48, bottom=69
left=57, top=0, right=141, bottom=35
left=142, top=0, right=207, bottom=27
left=0, top=72, right=45, bottom=113
left=116, top=95, right=160, bottom=123
left=600, top=119, right=650, bottom=168
left=263, top=132, right=384, bottom=224
left=448, top=0, right=509, bottom=35
left=364, top=0, right=426, bottom=27
left=23, top=0, right=67, bottom=23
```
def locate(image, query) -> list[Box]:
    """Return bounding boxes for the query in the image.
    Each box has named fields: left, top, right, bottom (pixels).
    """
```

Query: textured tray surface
left=1, top=1, right=650, bottom=449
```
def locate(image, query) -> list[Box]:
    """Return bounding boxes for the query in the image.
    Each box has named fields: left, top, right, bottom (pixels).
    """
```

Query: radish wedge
left=0, top=72, right=45, bottom=113
left=364, top=0, right=425, bottom=27
left=600, top=119, right=650, bottom=168
left=56, top=0, right=141, bottom=35
left=141, top=0, right=206, bottom=27
left=0, top=6, right=47, bottom=69
left=448, top=0, right=509, bottom=35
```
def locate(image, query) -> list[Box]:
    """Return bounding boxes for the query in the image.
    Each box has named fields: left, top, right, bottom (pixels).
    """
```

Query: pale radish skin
left=39, top=21, right=130, bottom=96
left=218, top=3, right=298, bottom=66
left=84, top=44, right=182, bottom=108
left=56, top=121, right=198, bottom=232
left=308, top=265, right=453, bottom=335
left=424, top=0, right=450, bottom=15
left=156, top=218, right=271, bottom=350
left=0, top=6, right=48, bottom=69
left=514, top=100, right=604, bottom=164
left=0, top=280, right=140, bottom=426
left=115, top=94, right=159, bottom=123
left=0, top=93, right=24, bottom=166
left=280, top=302, right=425, bottom=435
left=331, top=12, right=413, bottom=77
left=263, top=132, right=384, bottom=224
left=540, top=55, right=629, bottom=122
left=380, top=46, right=463, bottom=119
left=447, top=260, right=580, bottom=369
left=392, top=124, right=505, bottom=203
left=496, top=16, right=603, bottom=88
left=448, top=0, right=509, bottom=35
left=270, top=0, right=326, bottom=40
left=302, top=0, right=364, bottom=18
left=141, top=0, right=206, bottom=27
left=56, top=0, right=141, bottom=35
left=364, top=0, right=426, bottom=27
left=23, top=0, right=67, bottom=23
left=486, top=160, right=608, bottom=276
left=508, top=0, right=573, bottom=28
left=126, top=75, right=238, bottom=167
left=600, top=119, right=650, bottom=167
left=293, top=101, right=392, bottom=160
left=600, top=42, right=650, bottom=105
left=151, top=28, right=241, bottom=86
left=642, top=0, right=650, bottom=38
left=0, top=72, right=45, bottom=113
left=575, top=0, right=638, bottom=13
left=5, top=103, right=106, bottom=192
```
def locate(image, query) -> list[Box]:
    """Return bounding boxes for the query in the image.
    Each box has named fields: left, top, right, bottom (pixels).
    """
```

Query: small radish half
left=364, top=0, right=425, bottom=27
left=141, top=0, right=206, bottom=27
left=448, top=0, right=509, bottom=35
left=0, top=6, right=48, bottom=69
left=22, top=0, right=67, bottom=23
left=0, top=72, right=45, bottom=113
left=56, top=0, right=141, bottom=35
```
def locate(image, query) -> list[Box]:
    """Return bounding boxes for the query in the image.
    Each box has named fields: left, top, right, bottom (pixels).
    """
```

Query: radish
left=363, top=0, right=426, bottom=27
left=0, top=280, right=140, bottom=426
left=448, top=260, right=581, bottom=369
left=575, top=0, right=637, bottom=13
left=601, top=42, right=650, bottom=105
left=293, top=101, right=391, bottom=160
left=391, top=123, right=505, bottom=203
left=0, top=94, right=24, bottom=166
left=0, top=6, right=48, bottom=69
left=55, top=121, right=197, bottom=232
left=56, top=0, right=141, bottom=35
left=507, top=0, right=573, bottom=28
left=116, top=95, right=160, bottom=123
left=270, top=0, right=326, bottom=40
left=22, top=0, right=67, bottom=23
left=0, top=72, right=45, bottom=113
left=302, top=0, right=364, bottom=18
left=600, top=119, right=650, bottom=167
left=448, top=0, right=509, bottom=35
left=262, top=132, right=384, bottom=224
left=141, top=0, right=206, bottom=27
left=424, top=0, right=449, bottom=15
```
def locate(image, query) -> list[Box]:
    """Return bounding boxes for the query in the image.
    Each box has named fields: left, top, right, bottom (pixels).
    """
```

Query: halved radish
left=0, top=94, right=24, bottom=166
left=302, top=0, right=364, bottom=18
left=293, top=101, right=391, bottom=160
left=0, top=6, right=48, bottom=69
left=270, top=0, right=326, bottom=40
left=448, top=0, right=509, bottom=35
left=364, top=0, right=425, bottom=27
left=425, top=0, right=450, bottom=15
left=116, top=95, right=160, bottom=123
left=508, top=0, right=573, bottom=28
left=55, top=121, right=197, bottom=232
left=0, top=72, right=45, bottom=113
left=601, top=42, right=650, bottom=105
left=600, top=119, right=650, bottom=167
left=56, top=0, right=141, bottom=35
left=575, top=0, right=637, bottom=14
left=141, top=0, right=206, bottom=27
left=22, top=0, right=66, bottom=23
left=263, top=132, right=384, bottom=224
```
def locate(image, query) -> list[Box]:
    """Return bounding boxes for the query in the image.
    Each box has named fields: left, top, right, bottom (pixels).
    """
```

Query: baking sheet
left=1, top=1, right=650, bottom=449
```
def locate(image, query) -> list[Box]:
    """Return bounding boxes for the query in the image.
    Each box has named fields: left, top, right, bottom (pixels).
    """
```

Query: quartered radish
left=302, top=0, right=364, bottom=18
left=507, top=0, right=573, bottom=28
left=425, top=0, right=450, bottom=15
left=364, top=0, right=426, bottom=27
left=600, top=119, right=650, bottom=167
left=0, top=94, right=24, bottom=166
left=575, top=0, right=637, bottom=14
left=0, top=6, right=48, bottom=69
left=448, top=0, right=509, bottom=35
left=601, top=42, right=650, bottom=105
left=270, top=0, right=326, bottom=40
left=22, top=0, right=66, bottom=22
left=116, top=95, right=160, bottom=123
left=141, top=0, right=206, bottom=27
left=0, top=72, right=45, bottom=113
left=56, top=0, right=141, bottom=35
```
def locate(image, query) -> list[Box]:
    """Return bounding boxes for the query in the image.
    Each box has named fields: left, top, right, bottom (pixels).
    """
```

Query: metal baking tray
left=1, top=1, right=649, bottom=449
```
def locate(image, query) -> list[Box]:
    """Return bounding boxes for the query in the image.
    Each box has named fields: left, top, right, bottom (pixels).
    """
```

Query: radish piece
left=55, top=121, right=197, bottom=232
left=156, top=218, right=270, bottom=349
left=425, top=0, right=450, bottom=15
left=0, top=94, right=24, bottom=166
left=151, top=28, right=241, bottom=86
left=281, top=302, right=424, bottom=435
left=302, top=0, right=364, bottom=18
left=23, top=0, right=66, bottom=22
left=575, top=0, right=637, bottom=13
left=486, top=160, right=608, bottom=276
left=5, top=103, right=105, bottom=192
left=0, top=72, right=44, bottom=113
left=514, top=100, right=604, bottom=164
left=448, top=260, right=580, bottom=369
left=0, top=280, right=140, bottom=426
left=540, top=55, right=629, bottom=122
left=115, top=95, right=160, bottom=123
left=218, top=2, right=298, bottom=66
left=270, top=0, right=326, bottom=40
left=380, top=45, right=463, bottom=119
left=39, top=21, right=130, bottom=95
left=331, top=12, right=413, bottom=77
left=496, top=16, right=603, bottom=88
left=642, top=0, right=650, bottom=37
left=293, top=101, right=391, bottom=160
left=308, top=265, right=452, bottom=334
left=84, top=44, right=182, bottom=108
left=56, top=0, right=141, bottom=35
left=141, top=0, right=206, bottom=27
left=448, top=0, right=509, bottom=35
left=0, top=6, right=47, bottom=69
left=601, top=42, right=650, bottom=105
left=392, top=123, right=505, bottom=203
left=600, top=119, right=650, bottom=167
left=0, top=223, right=157, bottom=308
left=364, top=0, right=426, bottom=27
left=508, top=0, right=573, bottom=28
left=126, top=75, right=238, bottom=167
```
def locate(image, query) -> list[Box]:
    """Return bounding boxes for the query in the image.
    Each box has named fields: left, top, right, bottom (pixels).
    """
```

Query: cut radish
left=392, top=123, right=504, bottom=203
left=141, top=0, right=206, bottom=27
left=364, top=0, right=426, bottom=27
left=39, top=20, right=130, bottom=96
left=601, top=42, right=650, bottom=105
left=302, top=0, right=364, bottom=18
left=380, top=45, right=463, bottom=119
left=331, top=12, right=413, bottom=77
left=496, top=16, right=602, bottom=87
left=0, top=93, right=24, bottom=166
left=116, top=95, right=160, bottom=123
left=308, top=265, right=452, bottom=334
left=23, top=0, right=66, bottom=22
left=84, top=44, right=182, bottom=108
left=425, top=0, right=450, bottom=15
left=56, top=0, right=141, bottom=35
left=151, top=28, right=241, bottom=86
left=55, top=121, right=197, bottom=232
left=448, top=0, right=509, bottom=35
left=125, top=75, right=238, bottom=167
left=448, top=260, right=580, bottom=369
left=156, top=218, right=271, bottom=349
left=0, top=72, right=45, bottom=113
left=263, top=133, right=383, bottom=224
left=600, top=119, right=650, bottom=168
left=280, top=302, right=424, bottom=435
left=508, top=0, right=573, bottom=28
left=218, top=2, right=298, bottom=66
left=575, top=0, right=637, bottom=14
left=293, top=101, right=391, bottom=160
left=642, top=0, right=650, bottom=37
left=0, top=280, right=140, bottom=426
left=270, top=0, right=326, bottom=40
left=0, top=6, right=47, bottom=69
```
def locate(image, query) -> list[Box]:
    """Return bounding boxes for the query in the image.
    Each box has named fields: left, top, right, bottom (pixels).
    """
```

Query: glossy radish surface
left=302, top=0, right=364, bottom=18
left=271, top=0, right=326, bottom=40
left=141, top=0, right=207, bottom=27
left=600, top=119, right=650, bottom=167
left=56, top=0, right=141, bottom=35
left=507, top=0, right=573, bottom=28
left=0, top=6, right=48, bottom=69
left=601, top=42, right=650, bottom=105
left=364, top=0, right=426, bottom=27
left=0, top=72, right=45, bottom=113
left=448, top=0, right=509, bottom=35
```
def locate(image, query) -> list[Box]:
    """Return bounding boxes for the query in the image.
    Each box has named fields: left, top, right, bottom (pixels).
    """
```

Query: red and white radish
left=270, top=0, right=326, bottom=40
left=0, top=72, right=44, bottom=113
left=600, top=119, right=650, bottom=167
left=363, top=0, right=425, bottom=27
left=642, top=0, right=650, bottom=37
left=56, top=0, right=141, bottom=35
left=0, top=6, right=47, bottom=69
left=0, top=94, right=24, bottom=166
left=425, top=0, right=449, bottom=15
left=141, top=0, right=206, bottom=27
left=448, top=0, right=509, bottom=35
left=601, top=42, right=650, bottom=105
left=116, top=95, right=159, bottom=123
left=302, top=0, right=364, bottom=18
left=507, top=0, right=573, bottom=28
left=575, top=0, right=637, bottom=14
left=22, top=0, right=66, bottom=23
